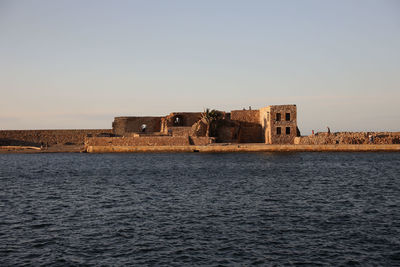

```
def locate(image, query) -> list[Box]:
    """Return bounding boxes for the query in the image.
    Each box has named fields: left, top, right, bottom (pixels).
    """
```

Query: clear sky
left=1, top=0, right=399, bottom=134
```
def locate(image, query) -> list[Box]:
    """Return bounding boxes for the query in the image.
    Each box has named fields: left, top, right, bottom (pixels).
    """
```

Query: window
left=286, top=127, right=291, bottom=135
left=173, top=115, right=183, bottom=126
left=285, top=113, right=290, bottom=121
left=276, top=113, right=281, bottom=121
left=276, top=127, right=281, bottom=135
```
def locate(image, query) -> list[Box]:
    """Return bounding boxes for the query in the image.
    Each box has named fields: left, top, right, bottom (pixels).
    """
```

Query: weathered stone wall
left=216, top=120, right=240, bottom=143
left=216, top=126, right=237, bottom=142
left=231, top=110, right=260, bottom=124
left=170, top=127, right=192, bottom=137
left=238, top=125, right=263, bottom=143
left=85, top=136, right=215, bottom=146
left=260, top=105, right=297, bottom=144
left=86, top=144, right=400, bottom=153
left=189, top=137, right=215, bottom=145
left=86, top=136, right=190, bottom=146
left=190, top=120, right=207, bottom=137
left=295, top=132, right=400, bottom=145
left=0, top=129, right=112, bottom=146
left=163, top=112, right=202, bottom=127
left=226, top=110, right=262, bottom=143
left=259, top=106, right=269, bottom=143
left=113, top=117, right=162, bottom=136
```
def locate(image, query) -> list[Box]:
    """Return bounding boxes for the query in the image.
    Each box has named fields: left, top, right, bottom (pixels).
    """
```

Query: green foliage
left=201, top=108, right=223, bottom=122
left=201, top=108, right=223, bottom=137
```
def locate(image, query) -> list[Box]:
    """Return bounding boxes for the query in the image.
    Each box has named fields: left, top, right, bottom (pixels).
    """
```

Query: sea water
left=1, top=152, right=400, bottom=266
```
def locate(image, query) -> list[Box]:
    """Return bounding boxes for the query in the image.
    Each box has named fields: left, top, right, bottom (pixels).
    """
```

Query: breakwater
left=296, top=132, right=400, bottom=145
left=86, top=144, right=400, bottom=153
left=0, top=129, right=112, bottom=146
left=84, top=136, right=214, bottom=147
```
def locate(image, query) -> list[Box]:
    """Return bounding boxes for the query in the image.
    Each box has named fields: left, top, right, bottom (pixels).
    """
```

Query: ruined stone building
left=4, top=103, right=400, bottom=148
left=111, top=105, right=299, bottom=144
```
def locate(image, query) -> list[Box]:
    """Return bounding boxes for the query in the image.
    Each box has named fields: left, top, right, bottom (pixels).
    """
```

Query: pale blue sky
left=1, top=0, right=399, bottom=133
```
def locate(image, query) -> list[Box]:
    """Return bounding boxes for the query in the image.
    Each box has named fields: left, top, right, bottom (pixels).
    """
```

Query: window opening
left=285, top=113, right=290, bottom=121
left=173, top=115, right=183, bottom=126
left=276, top=127, right=281, bottom=135
left=286, top=127, right=291, bottom=135
left=276, top=113, right=281, bottom=121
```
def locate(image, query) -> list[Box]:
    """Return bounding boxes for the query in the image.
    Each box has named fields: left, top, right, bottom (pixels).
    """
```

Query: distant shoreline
left=2, top=144, right=400, bottom=154
left=85, top=144, right=400, bottom=153
left=0, top=145, right=83, bottom=154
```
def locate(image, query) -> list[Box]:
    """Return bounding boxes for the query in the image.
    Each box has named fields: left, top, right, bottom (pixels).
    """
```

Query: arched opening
left=173, top=115, right=184, bottom=126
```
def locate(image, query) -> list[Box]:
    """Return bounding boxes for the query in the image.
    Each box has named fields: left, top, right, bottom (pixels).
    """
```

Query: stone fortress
left=1, top=103, right=399, bottom=151
left=98, top=104, right=299, bottom=147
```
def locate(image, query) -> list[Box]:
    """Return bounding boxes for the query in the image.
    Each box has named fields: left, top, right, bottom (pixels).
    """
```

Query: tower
left=260, top=105, right=297, bottom=144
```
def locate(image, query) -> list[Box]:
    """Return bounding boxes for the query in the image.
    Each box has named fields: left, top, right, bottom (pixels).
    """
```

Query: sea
left=1, top=152, right=400, bottom=266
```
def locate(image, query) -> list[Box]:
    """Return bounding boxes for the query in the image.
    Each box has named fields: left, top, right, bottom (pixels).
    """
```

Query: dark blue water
left=1, top=152, right=400, bottom=266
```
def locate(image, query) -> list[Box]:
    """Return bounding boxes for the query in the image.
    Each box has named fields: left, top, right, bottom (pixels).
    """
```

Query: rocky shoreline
left=2, top=144, right=400, bottom=154
left=0, top=145, right=84, bottom=154
left=296, top=132, right=400, bottom=145
left=85, top=144, right=400, bottom=153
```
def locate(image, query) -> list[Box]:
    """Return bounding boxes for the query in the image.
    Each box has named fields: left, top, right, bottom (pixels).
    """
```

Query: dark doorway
left=173, top=115, right=184, bottom=126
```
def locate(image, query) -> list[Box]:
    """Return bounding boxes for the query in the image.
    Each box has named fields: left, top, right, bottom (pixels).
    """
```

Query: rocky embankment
left=0, top=129, right=112, bottom=147
left=296, top=132, right=400, bottom=145
left=86, top=144, right=400, bottom=153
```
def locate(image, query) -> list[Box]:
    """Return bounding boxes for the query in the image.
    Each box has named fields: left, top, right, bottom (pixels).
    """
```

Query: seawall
left=296, top=132, right=400, bottom=145
left=86, top=144, right=400, bottom=153
left=85, top=136, right=214, bottom=147
left=0, top=129, right=112, bottom=146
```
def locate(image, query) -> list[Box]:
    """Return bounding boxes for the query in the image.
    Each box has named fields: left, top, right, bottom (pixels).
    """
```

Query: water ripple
left=1, top=152, right=400, bottom=266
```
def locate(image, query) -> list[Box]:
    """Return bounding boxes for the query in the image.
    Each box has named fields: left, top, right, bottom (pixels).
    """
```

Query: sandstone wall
left=113, top=117, right=162, bottom=135
left=216, top=124, right=239, bottom=143
left=189, top=137, right=215, bottom=145
left=190, top=120, right=207, bottom=137
left=260, top=105, right=297, bottom=144
left=0, top=129, right=112, bottom=146
left=163, top=112, right=202, bottom=127
left=228, top=110, right=262, bottom=143
left=231, top=110, right=260, bottom=124
left=86, top=136, right=190, bottom=146
left=238, top=125, right=263, bottom=143
left=86, top=144, right=400, bottom=153
left=295, top=132, right=400, bottom=145
left=170, top=127, right=192, bottom=137
left=85, top=136, right=215, bottom=146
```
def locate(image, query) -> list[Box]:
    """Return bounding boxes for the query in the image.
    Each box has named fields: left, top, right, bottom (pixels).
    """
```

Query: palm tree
left=201, top=108, right=223, bottom=137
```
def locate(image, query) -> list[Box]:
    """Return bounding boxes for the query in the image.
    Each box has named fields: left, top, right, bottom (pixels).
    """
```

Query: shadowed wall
left=113, top=117, right=162, bottom=135
left=0, top=129, right=112, bottom=146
